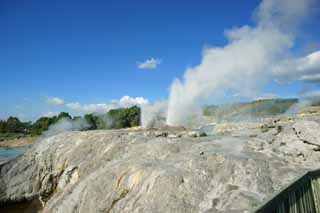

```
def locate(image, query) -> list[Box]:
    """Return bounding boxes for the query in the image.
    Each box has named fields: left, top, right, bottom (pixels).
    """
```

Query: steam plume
left=166, top=0, right=317, bottom=126
left=43, top=118, right=89, bottom=137
left=141, top=101, right=167, bottom=127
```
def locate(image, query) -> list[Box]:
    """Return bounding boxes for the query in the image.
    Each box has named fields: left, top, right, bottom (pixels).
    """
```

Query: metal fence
left=253, top=169, right=320, bottom=213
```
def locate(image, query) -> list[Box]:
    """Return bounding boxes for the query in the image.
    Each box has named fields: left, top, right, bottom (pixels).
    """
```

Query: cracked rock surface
left=1, top=116, right=320, bottom=213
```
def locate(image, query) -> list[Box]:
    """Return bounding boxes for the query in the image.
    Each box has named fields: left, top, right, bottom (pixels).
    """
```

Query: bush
left=107, top=106, right=140, bottom=129
left=84, top=114, right=99, bottom=130
left=1, top=107, right=142, bottom=139
left=83, top=106, right=141, bottom=130
left=30, top=112, right=72, bottom=135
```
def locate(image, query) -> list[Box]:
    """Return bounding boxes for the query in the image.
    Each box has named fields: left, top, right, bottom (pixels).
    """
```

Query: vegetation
left=0, top=116, right=33, bottom=141
left=0, top=112, right=74, bottom=141
left=84, top=113, right=99, bottom=130
left=83, top=105, right=140, bottom=129
left=0, top=106, right=141, bottom=141
left=203, top=98, right=299, bottom=121
left=107, top=106, right=140, bottom=129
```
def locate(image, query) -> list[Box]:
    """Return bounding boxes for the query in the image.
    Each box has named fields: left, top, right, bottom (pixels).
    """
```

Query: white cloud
left=45, top=95, right=149, bottom=113
left=47, top=97, right=65, bottom=106
left=65, top=96, right=149, bottom=113
left=42, top=111, right=59, bottom=117
left=137, top=58, right=161, bottom=69
left=273, top=51, right=320, bottom=83
left=65, top=102, right=82, bottom=111
left=255, top=93, right=279, bottom=101
left=66, top=102, right=114, bottom=112
left=118, top=95, right=149, bottom=106
left=300, top=90, right=320, bottom=98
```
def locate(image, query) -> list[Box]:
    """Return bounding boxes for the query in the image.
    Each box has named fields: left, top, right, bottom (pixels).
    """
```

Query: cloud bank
left=166, top=0, right=319, bottom=126
left=47, top=95, right=149, bottom=113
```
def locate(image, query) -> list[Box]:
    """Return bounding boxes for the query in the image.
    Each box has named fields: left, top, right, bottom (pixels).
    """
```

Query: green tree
left=84, top=113, right=98, bottom=130
left=0, top=120, right=7, bottom=133
left=73, top=116, right=82, bottom=121
left=6, top=117, right=24, bottom=133
left=57, top=112, right=72, bottom=121
left=31, top=116, right=56, bottom=135
left=127, top=106, right=140, bottom=127
left=107, top=106, right=140, bottom=129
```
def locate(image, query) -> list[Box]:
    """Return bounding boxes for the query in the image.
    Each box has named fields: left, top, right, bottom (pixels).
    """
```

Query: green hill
left=203, top=98, right=299, bottom=121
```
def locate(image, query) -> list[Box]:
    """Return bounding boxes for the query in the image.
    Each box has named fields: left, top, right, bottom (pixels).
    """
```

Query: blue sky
left=1, top=0, right=319, bottom=121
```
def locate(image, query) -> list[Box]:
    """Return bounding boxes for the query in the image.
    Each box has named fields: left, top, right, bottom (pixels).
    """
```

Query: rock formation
left=1, top=115, right=320, bottom=212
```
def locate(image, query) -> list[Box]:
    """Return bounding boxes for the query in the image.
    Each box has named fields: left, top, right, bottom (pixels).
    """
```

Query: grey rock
left=154, top=131, right=168, bottom=137
left=188, top=131, right=207, bottom=137
left=0, top=118, right=320, bottom=213
left=167, top=133, right=182, bottom=138
left=293, top=120, right=320, bottom=146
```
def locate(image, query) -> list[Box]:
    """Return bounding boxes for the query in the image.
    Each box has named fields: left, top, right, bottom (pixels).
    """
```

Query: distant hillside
left=203, top=98, right=299, bottom=121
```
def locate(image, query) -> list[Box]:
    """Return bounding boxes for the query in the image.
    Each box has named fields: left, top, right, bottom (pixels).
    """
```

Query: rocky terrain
left=1, top=114, right=320, bottom=212
left=0, top=136, right=37, bottom=149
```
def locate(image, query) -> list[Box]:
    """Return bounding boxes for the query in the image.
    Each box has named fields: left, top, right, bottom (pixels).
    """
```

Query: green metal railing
left=253, top=169, right=320, bottom=213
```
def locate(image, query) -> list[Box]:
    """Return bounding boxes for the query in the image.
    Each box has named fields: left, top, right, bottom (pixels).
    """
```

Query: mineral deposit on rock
left=1, top=116, right=320, bottom=212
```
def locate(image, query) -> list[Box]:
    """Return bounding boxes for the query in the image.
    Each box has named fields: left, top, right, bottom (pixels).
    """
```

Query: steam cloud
left=43, top=118, right=90, bottom=137
left=141, top=101, right=167, bottom=127
left=166, top=0, right=319, bottom=126
left=286, top=90, right=320, bottom=115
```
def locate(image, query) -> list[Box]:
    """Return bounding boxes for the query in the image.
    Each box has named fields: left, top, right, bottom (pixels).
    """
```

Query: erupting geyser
left=166, top=0, right=319, bottom=126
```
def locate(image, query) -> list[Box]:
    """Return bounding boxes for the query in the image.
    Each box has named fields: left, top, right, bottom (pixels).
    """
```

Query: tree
left=57, top=112, right=72, bottom=121
left=84, top=113, right=98, bottom=130
left=127, top=106, right=140, bottom=127
left=0, top=120, right=6, bottom=133
left=73, top=116, right=82, bottom=121
left=6, top=117, right=24, bottom=133
left=0, top=107, right=141, bottom=137
left=107, top=106, right=140, bottom=129
left=31, top=116, right=56, bottom=135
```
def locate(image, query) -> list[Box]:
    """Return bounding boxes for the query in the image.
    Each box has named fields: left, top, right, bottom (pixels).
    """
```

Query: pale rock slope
left=1, top=116, right=320, bottom=212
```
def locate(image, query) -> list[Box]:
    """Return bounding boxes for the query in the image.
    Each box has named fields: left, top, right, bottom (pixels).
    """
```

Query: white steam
left=285, top=99, right=311, bottom=115
left=141, top=101, right=167, bottom=127
left=286, top=90, right=320, bottom=115
left=166, top=0, right=317, bottom=126
left=43, top=118, right=90, bottom=137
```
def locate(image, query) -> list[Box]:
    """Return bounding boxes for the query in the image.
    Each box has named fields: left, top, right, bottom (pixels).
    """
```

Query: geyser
left=166, top=0, right=318, bottom=126
left=141, top=101, right=167, bottom=127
